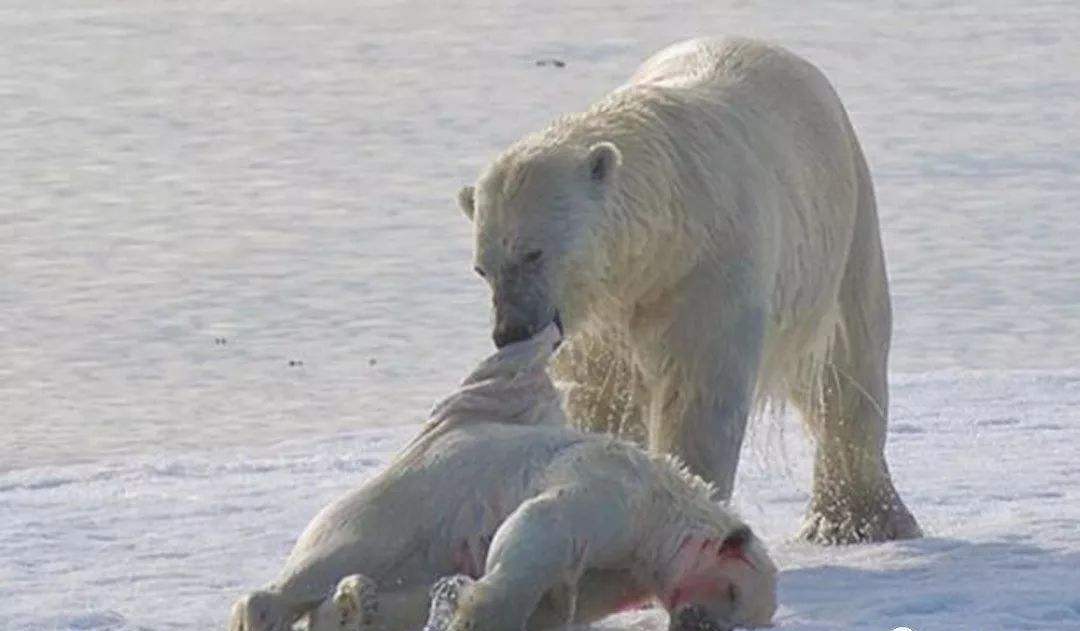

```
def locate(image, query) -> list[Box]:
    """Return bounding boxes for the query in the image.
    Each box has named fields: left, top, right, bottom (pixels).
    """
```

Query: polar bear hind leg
left=792, top=144, right=921, bottom=544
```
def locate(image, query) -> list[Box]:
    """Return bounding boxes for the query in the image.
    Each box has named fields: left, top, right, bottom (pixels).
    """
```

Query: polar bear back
left=628, top=37, right=845, bottom=119
left=274, top=422, right=586, bottom=603
left=624, top=37, right=865, bottom=340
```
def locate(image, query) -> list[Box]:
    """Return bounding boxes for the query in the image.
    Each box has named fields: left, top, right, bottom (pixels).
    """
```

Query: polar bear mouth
left=551, top=311, right=564, bottom=350
left=493, top=308, right=562, bottom=349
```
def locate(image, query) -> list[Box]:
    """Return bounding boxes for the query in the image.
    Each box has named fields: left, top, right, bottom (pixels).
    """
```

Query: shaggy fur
left=458, top=37, right=920, bottom=543
left=228, top=326, right=776, bottom=631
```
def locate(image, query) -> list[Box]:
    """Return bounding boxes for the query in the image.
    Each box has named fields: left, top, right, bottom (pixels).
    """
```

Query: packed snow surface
left=4, top=371, right=1079, bottom=630
left=2, top=1, right=1078, bottom=630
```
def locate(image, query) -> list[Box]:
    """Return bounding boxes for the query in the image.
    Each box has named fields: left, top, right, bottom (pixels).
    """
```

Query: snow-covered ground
left=2, top=1, right=1078, bottom=630
left=4, top=370, right=1079, bottom=630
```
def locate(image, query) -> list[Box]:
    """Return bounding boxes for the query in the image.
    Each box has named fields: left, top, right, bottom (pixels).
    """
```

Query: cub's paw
left=335, top=574, right=379, bottom=626
left=308, top=574, right=379, bottom=631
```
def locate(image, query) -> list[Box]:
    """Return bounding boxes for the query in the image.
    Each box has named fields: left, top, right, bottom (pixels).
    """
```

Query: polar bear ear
left=586, top=142, right=622, bottom=185
left=457, top=185, right=476, bottom=221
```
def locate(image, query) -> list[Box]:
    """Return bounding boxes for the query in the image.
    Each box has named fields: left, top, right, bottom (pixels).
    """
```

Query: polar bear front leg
left=549, top=332, right=647, bottom=443
left=637, top=265, right=765, bottom=499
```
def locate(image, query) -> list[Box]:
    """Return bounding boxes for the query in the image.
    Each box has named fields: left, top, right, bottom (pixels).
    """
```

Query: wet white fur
left=464, top=37, right=919, bottom=541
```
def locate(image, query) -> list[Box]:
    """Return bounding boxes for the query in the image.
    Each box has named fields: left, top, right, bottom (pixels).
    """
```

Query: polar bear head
left=458, top=139, right=623, bottom=347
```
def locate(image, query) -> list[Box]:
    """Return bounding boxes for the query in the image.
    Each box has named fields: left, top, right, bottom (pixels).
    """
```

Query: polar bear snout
left=493, top=320, right=533, bottom=349
left=493, top=309, right=560, bottom=348
left=491, top=276, right=558, bottom=349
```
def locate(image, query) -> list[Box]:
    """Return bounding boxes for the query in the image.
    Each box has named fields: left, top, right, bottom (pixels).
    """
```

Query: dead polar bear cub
left=229, top=326, right=777, bottom=631
left=458, top=36, right=921, bottom=543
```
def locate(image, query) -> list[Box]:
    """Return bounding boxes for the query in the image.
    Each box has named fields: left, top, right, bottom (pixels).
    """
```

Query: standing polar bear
left=458, top=37, right=920, bottom=543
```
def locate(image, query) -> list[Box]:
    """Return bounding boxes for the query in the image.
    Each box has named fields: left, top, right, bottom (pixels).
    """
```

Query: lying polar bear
left=229, top=325, right=777, bottom=631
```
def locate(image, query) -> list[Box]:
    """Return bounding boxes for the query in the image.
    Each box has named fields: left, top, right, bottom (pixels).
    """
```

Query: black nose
left=493, top=323, right=533, bottom=348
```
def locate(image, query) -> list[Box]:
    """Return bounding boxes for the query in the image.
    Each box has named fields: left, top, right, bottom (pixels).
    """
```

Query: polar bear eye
left=523, top=250, right=543, bottom=264
left=473, top=266, right=487, bottom=278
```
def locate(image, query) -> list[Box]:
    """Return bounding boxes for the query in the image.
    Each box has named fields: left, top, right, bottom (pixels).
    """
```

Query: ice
left=3, top=1, right=1079, bottom=630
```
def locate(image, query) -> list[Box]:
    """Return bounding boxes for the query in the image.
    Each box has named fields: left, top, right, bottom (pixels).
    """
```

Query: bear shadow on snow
left=777, top=538, right=1080, bottom=630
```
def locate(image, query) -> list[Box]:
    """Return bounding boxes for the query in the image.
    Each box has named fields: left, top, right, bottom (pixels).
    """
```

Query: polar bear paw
left=799, top=487, right=922, bottom=544
left=335, top=574, right=380, bottom=626
left=308, top=574, right=379, bottom=631
left=423, top=575, right=476, bottom=631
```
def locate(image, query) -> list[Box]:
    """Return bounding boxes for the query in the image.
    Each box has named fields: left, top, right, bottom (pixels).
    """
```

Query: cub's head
left=662, top=527, right=778, bottom=631
left=458, top=140, right=622, bottom=347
